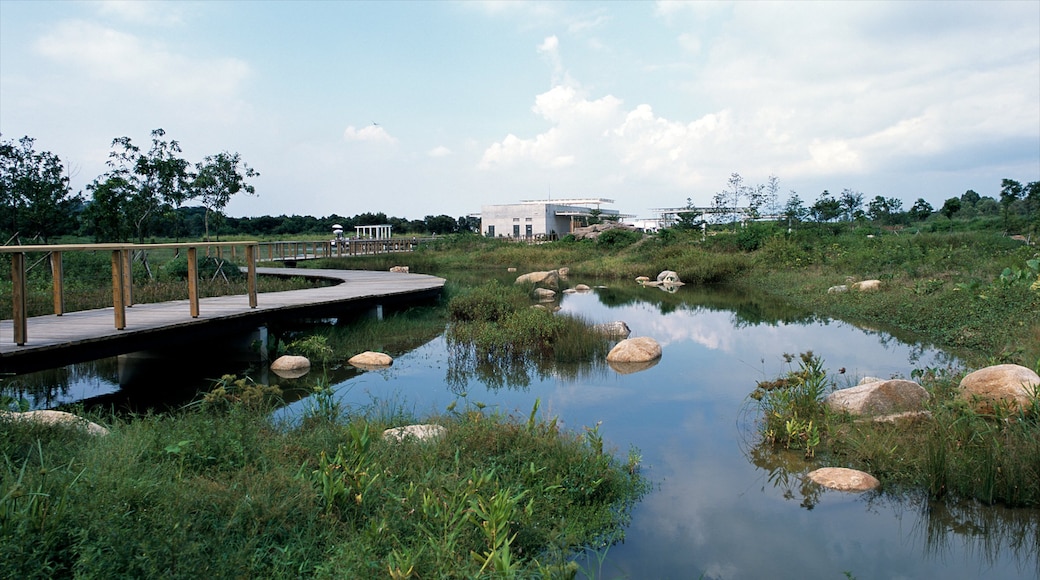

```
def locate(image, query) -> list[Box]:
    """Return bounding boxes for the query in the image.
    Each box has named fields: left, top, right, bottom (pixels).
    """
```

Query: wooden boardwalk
left=0, top=268, right=444, bottom=373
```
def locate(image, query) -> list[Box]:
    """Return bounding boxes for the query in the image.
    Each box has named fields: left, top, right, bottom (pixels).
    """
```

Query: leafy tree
left=782, top=192, right=808, bottom=227
left=81, top=175, right=133, bottom=242
left=908, top=198, right=934, bottom=221
left=105, top=129, right=191, bottom=242
left=423, top=214, right=457, bottom=235
left=193, top=152, right=258, bottom=240
left=673, top=197, right=703, bottom=230
left=0, top=135, right=83, bottom=242
left=960, top=189, right=981, bottom=207
left=810, top=190, right=841, bottom=223
left=457, top=215, right=480, bottom=233
left=940, top=197, right=962, bottom=220
left=1026, top=181, right=1040, bottom=233
left=839, top=189, right=864, bottom=221
left=1000, top=178, right=1024, bottom=230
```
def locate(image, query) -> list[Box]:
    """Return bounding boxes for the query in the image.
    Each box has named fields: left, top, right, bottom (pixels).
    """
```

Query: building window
left=525, top=217, right=532, bottom=221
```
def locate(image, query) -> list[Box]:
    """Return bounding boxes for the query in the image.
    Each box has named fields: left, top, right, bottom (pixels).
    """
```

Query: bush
left=158, top=255, right=245, bottom=282
left=596, top=228, right=643, bottom=249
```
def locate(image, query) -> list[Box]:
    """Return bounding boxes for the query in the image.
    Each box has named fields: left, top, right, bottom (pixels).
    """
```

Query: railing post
left=122, top=249, right=133, bottom=307
left=12, top=253, right=27, bottom=345
left=246, top=244, right=257, bottom=308
left=111, top=250, right=126, bottom=330
left=51, top=251, right=64, bottom=316
left=188, top=246, right=199, bottom=318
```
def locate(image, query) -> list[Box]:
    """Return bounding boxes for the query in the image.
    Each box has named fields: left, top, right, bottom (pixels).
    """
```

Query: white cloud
left=428, top=145, right=452, bottom=158
left=34, top=20, right=249, bottom=100
left=343, top=124, right=397, bottom=145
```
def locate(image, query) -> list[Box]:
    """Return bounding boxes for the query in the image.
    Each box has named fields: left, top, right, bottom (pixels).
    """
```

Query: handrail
left=254, top=237, right=431, bottom=261
left=2, top=241, right=258, bottom=346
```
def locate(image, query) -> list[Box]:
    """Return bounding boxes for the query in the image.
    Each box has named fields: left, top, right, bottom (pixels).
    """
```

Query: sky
left=1, top=1, right=1038, bottom=222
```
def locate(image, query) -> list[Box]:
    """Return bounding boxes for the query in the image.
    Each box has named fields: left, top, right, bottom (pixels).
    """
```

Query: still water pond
left=6, top=282, right=1038, bottom=579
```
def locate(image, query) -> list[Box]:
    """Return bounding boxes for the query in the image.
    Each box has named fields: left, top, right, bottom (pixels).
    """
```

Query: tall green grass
left=0, top=389, right=647, bottom=578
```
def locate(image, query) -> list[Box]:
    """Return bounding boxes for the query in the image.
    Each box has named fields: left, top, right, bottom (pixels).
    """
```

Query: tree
left=106, top=129, right=191, bottom=242
left=940, top=197, right=962, bottom=220
left=839, top=188, right=864, bottom=221
left=674, top=197, right=704, bottom=230
left=782, top=192, right=808, bottom=226
left=193, top=152, right=258, bottom=241
left=810, top=190, right=841, bottom=223
left=81, top=175, right=133, bottom=242
left=764, top=174, right=781, bottom=218
left=1000, top=178, right=1024, bottom=230
left=960, top=189, right=980, bottom=207
left=908, top=198, right=934, bottom=222
left=423, top=214, right=457, bottom=235
left=1026, top=181, right=1040, bottom=233
left=0, top=135, right=83, bottom=242
left=457, top=215, right=480, bottom=233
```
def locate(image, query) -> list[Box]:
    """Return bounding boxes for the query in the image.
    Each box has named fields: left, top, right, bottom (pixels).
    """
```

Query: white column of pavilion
left=355, top=224, right=392, bottom=239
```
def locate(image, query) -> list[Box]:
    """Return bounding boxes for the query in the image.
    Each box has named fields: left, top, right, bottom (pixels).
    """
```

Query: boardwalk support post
left=188, top=246, right=199, bottom=318
left=111, top=250, right=126, bottom=330
left=12, top=253, right=27, bottom=345
left=246, top=244, right=257, bottom=308
left=51, top=251, right=64, bottom=316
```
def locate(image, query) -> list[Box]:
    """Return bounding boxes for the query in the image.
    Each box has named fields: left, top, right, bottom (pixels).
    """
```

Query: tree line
left=2, top=133, right=1037, bottom=245
left=677, top=172, right=1039, bottom=233
left=0, top=130, right=479, bottom=244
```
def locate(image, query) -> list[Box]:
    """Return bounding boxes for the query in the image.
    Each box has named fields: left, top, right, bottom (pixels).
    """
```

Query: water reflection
left=2, top=280, right=1035, bottom=577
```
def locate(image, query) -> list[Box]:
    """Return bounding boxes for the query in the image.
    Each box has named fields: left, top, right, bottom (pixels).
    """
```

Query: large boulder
left=389, top=265, right=409, bottom=273
left=852, top=279, right=881, bottom=292
left=606, top=337, right=662, bottom=363
left=349, top=351, right=394, bottom=370
left=515, top=270, right=560, bottom=289
left=807, top=467, right=880, bottom=492
left=271, top=355, right=310, bottom=379
left=532, top=288, right=557, bottom=301
left=592, top=321, right=631, bottom=339
left=383, top=424, right=446, bottom=443
left=1, top=410, right=109, bottom=436
left=656, top=270, right=682, bottom=284
left=825, top=379, right=930, bottom=416
left=570, top=223, right=638, bottom=241
left=958, top=364, right=1040, bottom=413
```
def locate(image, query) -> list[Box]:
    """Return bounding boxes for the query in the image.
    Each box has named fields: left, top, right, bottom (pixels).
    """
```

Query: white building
left=479, top=199, right=620, bottom=240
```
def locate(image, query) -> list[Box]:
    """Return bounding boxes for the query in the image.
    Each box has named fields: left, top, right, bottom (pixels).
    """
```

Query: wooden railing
left=1, top=242, right=258, bottom=346
left=256, top=238, right=430, bottom=262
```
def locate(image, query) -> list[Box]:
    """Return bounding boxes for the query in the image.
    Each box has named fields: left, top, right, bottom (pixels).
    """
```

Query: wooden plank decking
left=0, top=268, right=444, bottom=373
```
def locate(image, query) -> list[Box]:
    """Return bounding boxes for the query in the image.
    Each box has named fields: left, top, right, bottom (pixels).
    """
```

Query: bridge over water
left=1, top=241, right=443, bottom=373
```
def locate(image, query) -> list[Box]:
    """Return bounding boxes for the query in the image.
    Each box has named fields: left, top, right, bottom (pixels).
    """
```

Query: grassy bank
left=748, top=352, right=1040, bottom=507
left=341, top=228, right=1037, bottom=367
left=1, top=389, right=647, bottom=579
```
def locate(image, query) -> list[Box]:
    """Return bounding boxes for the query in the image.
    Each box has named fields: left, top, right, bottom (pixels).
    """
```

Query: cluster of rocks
left=269, top=350, right=395, bottom=380
left=635, top=270, right=684, bottom=288
left=569, top=222, right=641, bottom=241
left=827, top=279, right=881, bottom=294
left=806, top=363, right=1039, bottom=492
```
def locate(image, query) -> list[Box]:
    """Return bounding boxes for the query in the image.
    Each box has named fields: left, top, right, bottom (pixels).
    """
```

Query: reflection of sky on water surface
left=7, top=284, right=1034, bottom=578
left=277, top=286, right=1029, bottom=579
